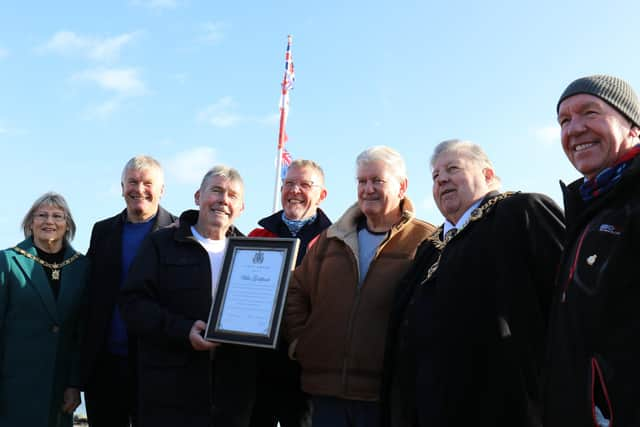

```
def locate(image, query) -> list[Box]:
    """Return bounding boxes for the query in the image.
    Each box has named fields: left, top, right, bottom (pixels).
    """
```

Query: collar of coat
left=257, top=207, right=332, bottom=235
left=561, top=154, right=640, bottom=228
left=174, top=209, right=244, bottom=242
left=117, top=205, right=176, bottom=232
left=326, top=197, right=416, bottom=252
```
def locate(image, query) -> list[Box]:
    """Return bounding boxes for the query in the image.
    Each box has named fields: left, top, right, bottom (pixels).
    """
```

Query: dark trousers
left=85, top=352, right=138, bottom=427
left=248, top=347, right=311, bottom=427
left=312, top=396, right=380, bottom=427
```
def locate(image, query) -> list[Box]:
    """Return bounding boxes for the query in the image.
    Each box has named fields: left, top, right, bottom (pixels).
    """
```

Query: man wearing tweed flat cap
left=545, top=75, right=640, bottom=426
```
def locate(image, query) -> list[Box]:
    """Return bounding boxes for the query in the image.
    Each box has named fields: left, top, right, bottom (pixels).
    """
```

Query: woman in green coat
left=0, top=192, right=89, bottom=427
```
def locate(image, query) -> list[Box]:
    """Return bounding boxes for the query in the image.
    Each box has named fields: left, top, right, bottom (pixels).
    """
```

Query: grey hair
left=356, top=146, right=407, bottom=182
left=288, top=159, right=326, bottom=185
left=430, top=139, right=501, bottom=187
left=22, top=192, right=77, bottom=242
left=200, top=165, right=244, bottom=194
left=121, top=155, right=164, bottom=184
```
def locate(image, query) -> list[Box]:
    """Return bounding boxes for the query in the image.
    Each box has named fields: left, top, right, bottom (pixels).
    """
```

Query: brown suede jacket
left=285, top=197, right=434, bottom=401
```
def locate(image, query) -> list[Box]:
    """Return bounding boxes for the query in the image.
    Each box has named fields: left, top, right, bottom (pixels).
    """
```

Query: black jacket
left=247, top=209, right=331, bottom=426
left=249, top=208, right=332, bottom=265
left=382, top=192, right=565, bottom=427
left=545, top=156, right=640, bottom=427
left=120, top=210, right=250, bottom=427
left=80, top=206, right=176, bottom=388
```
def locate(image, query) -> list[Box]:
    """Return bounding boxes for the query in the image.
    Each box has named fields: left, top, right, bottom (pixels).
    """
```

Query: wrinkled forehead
left=204, top=174, right=244, bottom=195
left=432, top=149, right=472, bottom=169
left=286, top=165, right=322, bottom=182
left=123, top=165, right=164, bottom=182
left=357, top=159, right=394, bottom=177
left=557, top=93, right=607, bottom=114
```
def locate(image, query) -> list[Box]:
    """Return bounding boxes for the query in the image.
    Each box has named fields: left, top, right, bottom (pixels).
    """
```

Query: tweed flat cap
left=557, top=74, right=640, bottom=127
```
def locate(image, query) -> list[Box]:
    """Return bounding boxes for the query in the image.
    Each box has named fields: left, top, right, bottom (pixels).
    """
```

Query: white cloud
left=167, top=147, right=217, bottom=184
left=72, top=67, right=146, bottom=96
left=199, top=22, right=227, bottom=44
left=197, top=97, right=242, bottom=128
left=72, top=68, right=146, bottom=118
left=131, top=0, right=178, bottom=10
left=40, top=31, right=139, bottom=62
left=197, top=97, right=280, bottom=128
left=534, top=124, right=560, bottom=147
left=256, top=112, right=280, bottom=126
left=83, top=98, right=123, bottom=120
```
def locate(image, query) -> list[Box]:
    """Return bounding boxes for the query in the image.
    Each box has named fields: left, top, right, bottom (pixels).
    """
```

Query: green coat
left=0, top=238, right=89, bottom=427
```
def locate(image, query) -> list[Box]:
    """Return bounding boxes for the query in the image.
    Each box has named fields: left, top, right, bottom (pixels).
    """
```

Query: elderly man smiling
left=545, top=75, right=640, bottom=427
left=121, top=165, right=251, bottom=427
left=248, top=159, right=331, bottom=427
left=383, top=140, right=565, bottom=427
left=286, top=146, right=434, bottom=427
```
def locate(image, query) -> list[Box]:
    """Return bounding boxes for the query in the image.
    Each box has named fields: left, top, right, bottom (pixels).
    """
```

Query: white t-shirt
left=191, top=226, right=227, bottom=298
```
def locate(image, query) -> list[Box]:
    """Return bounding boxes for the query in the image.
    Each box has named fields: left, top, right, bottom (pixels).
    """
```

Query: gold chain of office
left=421, top=191, right=514, bottom=284
left=12, top=246, right=81, bottom=280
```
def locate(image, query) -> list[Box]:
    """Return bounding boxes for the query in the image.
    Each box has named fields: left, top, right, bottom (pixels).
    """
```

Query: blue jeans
left=312, top=396, right=380, bottom=427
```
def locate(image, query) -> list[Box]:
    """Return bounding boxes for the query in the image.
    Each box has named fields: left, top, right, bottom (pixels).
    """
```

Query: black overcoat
left=382, top=192, right=565, bottom=427
left=120, top=210, right=252, bottom=427
left=80, top=206, right=176, bottom=388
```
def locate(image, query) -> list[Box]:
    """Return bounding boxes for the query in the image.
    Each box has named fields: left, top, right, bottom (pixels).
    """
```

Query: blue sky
left=1, top=0, right=639, bottom=252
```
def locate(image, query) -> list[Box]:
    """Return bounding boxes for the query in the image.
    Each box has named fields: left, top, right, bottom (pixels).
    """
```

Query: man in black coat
left=248, top=159, right=331, bottom=427
left=81, top=155, right=176, bottom=427
left=545, top=75, right=640, bottom=427
left=382, top=140, right=565, bottom=427
left=121, top=165, right=252, bottom=427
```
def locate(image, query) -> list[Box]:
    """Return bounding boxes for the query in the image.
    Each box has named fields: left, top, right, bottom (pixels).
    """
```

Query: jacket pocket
left=591, top=356, right=613, bottom=426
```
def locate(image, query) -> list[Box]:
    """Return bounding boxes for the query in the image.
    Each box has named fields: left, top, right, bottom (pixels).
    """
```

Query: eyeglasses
left=283, top=180, right=319, bottom=191
left=34, top=212, right=66, bottom=223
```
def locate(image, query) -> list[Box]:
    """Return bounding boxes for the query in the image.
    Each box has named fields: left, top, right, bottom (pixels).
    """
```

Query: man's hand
left=61, top=387, right=81, bottom=414
left=189, top=320, right=219, bottom=351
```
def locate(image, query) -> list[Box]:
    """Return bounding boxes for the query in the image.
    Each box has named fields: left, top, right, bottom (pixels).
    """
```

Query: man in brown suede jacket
left=285, top=146, right=434, bottom=427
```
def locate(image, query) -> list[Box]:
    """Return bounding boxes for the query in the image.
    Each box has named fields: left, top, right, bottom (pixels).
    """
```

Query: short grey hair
left=22, top=192, right=77, bottom=242
left=356, top=146, right=407, bottom=182
left=430, top=139, right=501, bottom=187
left=121, top=155, right=164, bottom=184
left=200, top=165, right=244, bottom=195
left=288, top=159, right=326, bottom=185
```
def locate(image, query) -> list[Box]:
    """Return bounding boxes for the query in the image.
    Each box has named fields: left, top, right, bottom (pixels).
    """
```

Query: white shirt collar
left=443, top=198, right=483, bottom=237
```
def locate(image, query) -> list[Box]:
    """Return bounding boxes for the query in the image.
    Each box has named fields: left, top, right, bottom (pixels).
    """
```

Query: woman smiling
left=0, top=192, right=89, bottom=427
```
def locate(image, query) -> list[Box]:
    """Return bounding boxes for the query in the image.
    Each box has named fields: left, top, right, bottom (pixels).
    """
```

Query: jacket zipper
left=561, top=224, right=591, bottom=302
left=591, top=357, right=614, bottom=426
left=342, top=259, right=363, bottom=395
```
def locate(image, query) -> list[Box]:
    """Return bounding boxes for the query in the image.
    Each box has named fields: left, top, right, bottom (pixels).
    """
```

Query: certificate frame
left=205, top=236, right=300, bottom=348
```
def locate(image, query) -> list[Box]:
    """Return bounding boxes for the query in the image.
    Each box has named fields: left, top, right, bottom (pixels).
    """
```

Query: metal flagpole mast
left=273, top=35, right=293, bottom=213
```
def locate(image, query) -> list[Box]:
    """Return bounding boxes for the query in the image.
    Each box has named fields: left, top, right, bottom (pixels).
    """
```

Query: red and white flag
left=278, top=35, right=295, bottom=150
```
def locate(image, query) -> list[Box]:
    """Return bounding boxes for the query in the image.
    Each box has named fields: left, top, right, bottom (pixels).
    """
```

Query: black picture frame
left=205, top=236, right=300, bottom=348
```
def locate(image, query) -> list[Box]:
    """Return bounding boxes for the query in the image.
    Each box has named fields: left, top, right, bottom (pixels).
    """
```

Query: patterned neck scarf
left=281, top=212, right=316, bottom=236
left=579, top=144, right=640, bottom=202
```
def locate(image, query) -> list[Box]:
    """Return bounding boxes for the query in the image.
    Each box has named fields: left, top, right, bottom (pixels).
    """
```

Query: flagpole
left=273, top=35, right=293, bottom=213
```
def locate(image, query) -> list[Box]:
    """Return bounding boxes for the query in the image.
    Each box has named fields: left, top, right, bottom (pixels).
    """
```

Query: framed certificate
left=205, top=236, right=300, bottom=348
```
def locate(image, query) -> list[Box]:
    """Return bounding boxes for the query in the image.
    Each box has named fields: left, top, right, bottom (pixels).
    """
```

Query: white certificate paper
left=216, top=248, right=285, bottom=336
